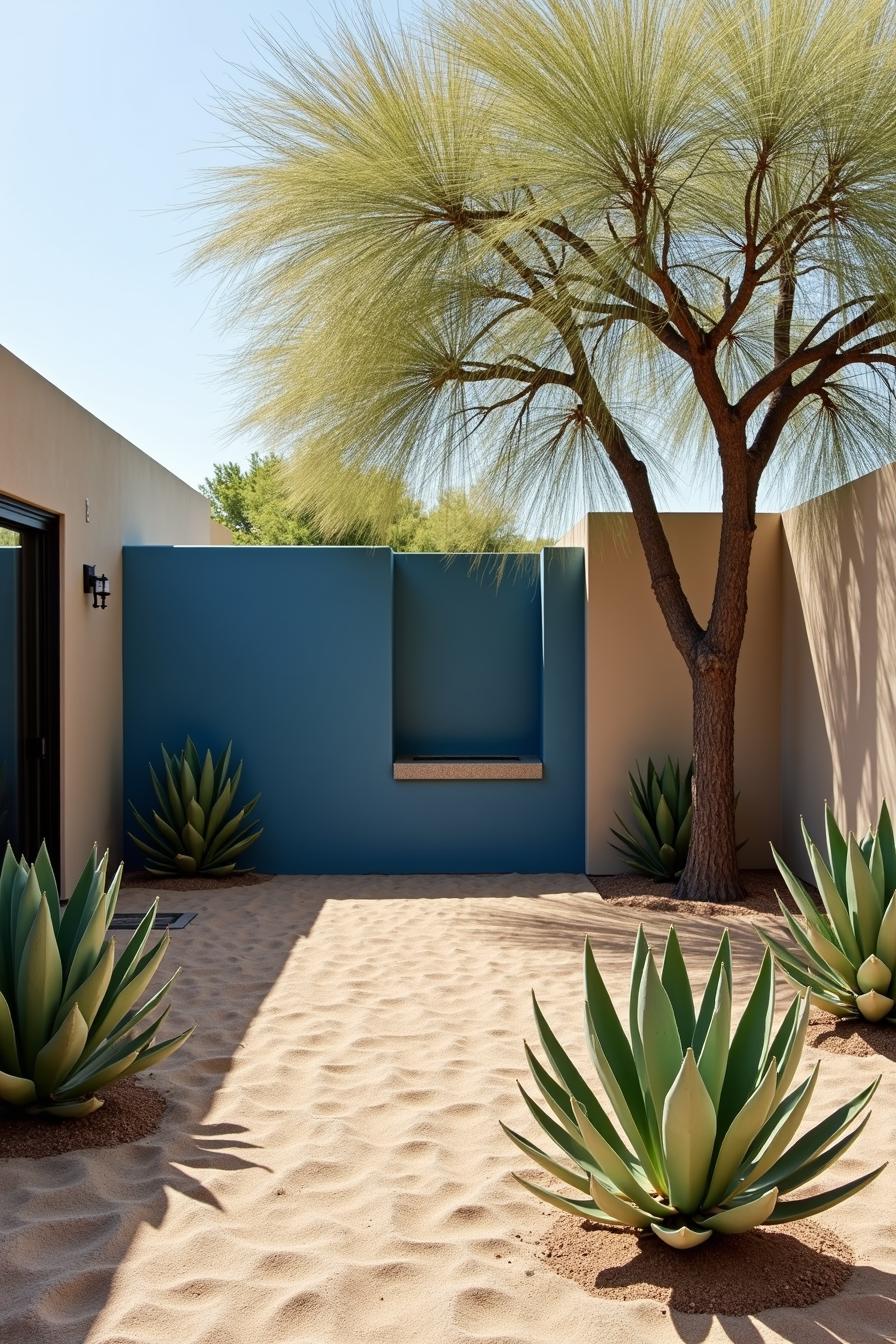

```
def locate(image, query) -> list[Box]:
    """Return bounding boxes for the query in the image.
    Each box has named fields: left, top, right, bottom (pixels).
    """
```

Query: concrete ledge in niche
left=393, top=756, right=543, bottom=780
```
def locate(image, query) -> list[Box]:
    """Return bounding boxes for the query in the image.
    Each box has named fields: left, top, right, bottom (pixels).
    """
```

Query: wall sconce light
left=83, top=564, right=110, bottom=610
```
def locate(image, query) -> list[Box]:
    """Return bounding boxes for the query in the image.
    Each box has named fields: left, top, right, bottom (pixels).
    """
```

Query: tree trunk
left=675, top=654, right=744, bottom=902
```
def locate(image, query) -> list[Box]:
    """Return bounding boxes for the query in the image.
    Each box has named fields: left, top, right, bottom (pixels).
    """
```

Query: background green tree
left=197, top=0, right=896, bottom=899
left=202, top=452, right=545, bottom=551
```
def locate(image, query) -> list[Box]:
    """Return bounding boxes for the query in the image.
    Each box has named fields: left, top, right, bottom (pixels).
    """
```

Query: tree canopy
left=201, top=452, right=546, bottom=551
left=196, top=0, right=896, bottom=543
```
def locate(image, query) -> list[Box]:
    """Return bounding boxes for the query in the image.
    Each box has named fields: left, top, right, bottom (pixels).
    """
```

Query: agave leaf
left=656, top=794, right=675, bottom=847
left=175, top=854, right=198, bottom=874
left=699, top=1187, right=778, bottom=1233
left=583, top=939, right=650, bottom=1144
left=869, top=831, right=887, bottom=904
left=736, top=1064, right=820, bottom=1197
left=716, top=949, right=775, bottom=1136
left=804, top=834, right=862, bottom=962
left=102, top=901, right=159, bottom=1006
left=104, top=970, right=181, bottom=1047
left=0, top=1070, right=37, bottom=1105
left=129, top=833, right=177, bottom=864
left=846, top=834, right=882, bottom=957
left=765, top=1165, right=886, bottom=1223
left=33, top=841, right=60, bottom=935
left=768, top=993, right=810, bottom=1106
left=209, top=830, right=264, bottom=866
left=777, top=901, right=855, bottom=991
left=755, top=1077, right=880, bottom=1195
left=675, top=806, right=693, bottom=856
left=662, top=1050, right=715, bottom=1214
left=704, top=1060, right=776, bottom=1207
left=0, top=989, right=20, bottom=1073
left=771, top=845, right=829, bottom=936
left=38, top=1096, right=103, bottom=1118
left=525, top=1038, right=630, bottom=1163
left=696, top=971, right=731, bottom=1108
left=182, top=822, right=205, bottom=864
left=772, top=1116, right=872, bottom=1198
left=511, top=1173, right=606, bottom=1222
left=54, top=940, right=115, bottom=1034
left=33, top=1004, right=89, bottom=1095
left=517, top=1083, right=600, bottom=1174
left=0, top=845, right=21, bottom=996
left=198, top=750, right=215, bottom=815
left=205, top=780, right=234, bottom=844
left=87, top=934, right=171, bottom=1046
left=588, top=1174, right=655, bottom=1228
left=638, top=952, right=684, bottom=1114
left=13, top=868, right=43, bottom=973
left=55, top=1049, right=141, bottom=1097
left=16, top=898, right=63, bottom=1072
left=692, top=931, right=732, bottom=1057
left=586, top=1009, right=664, bottom=1192
left=571, top=1098, right=669, bottom=1218
left=825, top=804, right=848, bottom=892
left=162, top=756, right=186, bottom=830
left=651, top=1223, right=712, bottom=1250
left=876, top=892, right=896, bottom=966
left=500, top=1121, right=591, bottom=1195
left=876, top=800, right=896, bottom=899
left=660, top=927, right=696, bottom=1048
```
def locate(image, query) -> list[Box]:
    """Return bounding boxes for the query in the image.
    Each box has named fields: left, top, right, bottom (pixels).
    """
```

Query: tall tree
left=197, top=0, right=896, bottom=899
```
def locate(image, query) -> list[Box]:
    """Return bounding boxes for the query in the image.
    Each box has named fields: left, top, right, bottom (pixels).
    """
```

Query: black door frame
left=0, top=496, right=61, bottom=867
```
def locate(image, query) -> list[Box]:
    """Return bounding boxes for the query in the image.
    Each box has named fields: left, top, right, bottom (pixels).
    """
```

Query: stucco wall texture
left=0, top=346, right=222, bottom=885
left=781, top=463, right=896, bottom=869
left=123, top=545, right=586, bottom=873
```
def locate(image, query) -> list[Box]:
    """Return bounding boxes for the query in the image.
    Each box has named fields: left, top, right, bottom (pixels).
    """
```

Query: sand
left=0, top=873, right=893, bottom=1344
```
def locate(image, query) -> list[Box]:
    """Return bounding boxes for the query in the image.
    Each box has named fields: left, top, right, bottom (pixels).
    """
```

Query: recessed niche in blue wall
left=123, top=545, right=584, bottom=873
left=393, top=554, right=542, bottom=759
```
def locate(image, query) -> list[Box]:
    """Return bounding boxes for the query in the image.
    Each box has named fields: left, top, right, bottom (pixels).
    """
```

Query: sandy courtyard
left=1, top=874, right=894, bottom=1344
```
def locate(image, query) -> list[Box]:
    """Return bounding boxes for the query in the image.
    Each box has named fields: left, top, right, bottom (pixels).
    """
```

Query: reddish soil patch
left=0, top=1079, right=166, bottom=1160
left=541, top=1214, right=854, bottom=1314
left=587, top=869, right=790, bottom=920
left=122, top=870, right=275, bottom=891
left=807, top=1011, right=896, bottom=1061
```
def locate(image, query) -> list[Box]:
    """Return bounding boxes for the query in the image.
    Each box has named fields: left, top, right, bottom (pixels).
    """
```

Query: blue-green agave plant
left=505, top=927, right=883, bottom=1249
left=0, top=842, right=192, bottom=1117
left=129, top=737, right=262, bottom=877
left=610, top=757, right=693, bottom=881
left=761, top=800, right=896, bottom=1023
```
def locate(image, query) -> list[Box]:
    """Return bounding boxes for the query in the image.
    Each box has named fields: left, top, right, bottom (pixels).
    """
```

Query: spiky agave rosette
left=761, top=800, right=896, bottom=1023
left=0, top=842, right=192, bottom=1117
left=129, top=737, right=262, bottom=877
left=504, top=928, right=884, bottom=1249
left=610, top=757, right=694, bottom=881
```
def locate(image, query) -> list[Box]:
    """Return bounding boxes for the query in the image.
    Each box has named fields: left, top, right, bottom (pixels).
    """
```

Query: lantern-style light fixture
left=83, top=564, right=110, bottom=609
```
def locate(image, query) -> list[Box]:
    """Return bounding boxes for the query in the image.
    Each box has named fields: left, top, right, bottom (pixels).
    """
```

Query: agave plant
left=761, top=801, right=896, bottom=1024
left=504, top=927, right=883, bottom=1249
left=610, top=757, right=693, bottom=881
left=0, top=841, right=191, bottom=1117
left=129, top=737, right=262, bottom=877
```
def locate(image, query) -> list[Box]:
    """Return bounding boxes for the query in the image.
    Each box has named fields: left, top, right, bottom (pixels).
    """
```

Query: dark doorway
left=0, top=497, right=60, bottom=866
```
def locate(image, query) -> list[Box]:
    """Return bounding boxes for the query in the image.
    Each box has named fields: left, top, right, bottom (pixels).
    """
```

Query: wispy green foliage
left=508, top=928, right=884, bottom=1248
left=201, top=452, right=546, bottom=550
left=194, top=0, right=896, bottom=535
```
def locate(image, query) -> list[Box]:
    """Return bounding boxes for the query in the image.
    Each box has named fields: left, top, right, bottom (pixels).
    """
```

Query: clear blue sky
left=3, top=2, right=717, bottom=510
left=2, top=2, right=374, bottom=491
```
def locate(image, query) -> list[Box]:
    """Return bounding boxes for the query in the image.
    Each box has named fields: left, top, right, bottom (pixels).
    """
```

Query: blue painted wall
left=123, top=545, right=584, bottom=872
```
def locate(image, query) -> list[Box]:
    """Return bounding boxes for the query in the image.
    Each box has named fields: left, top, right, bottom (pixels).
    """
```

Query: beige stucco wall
left=781, top=464, right=896, bottom=866
left=0, top=346, right=225, bottom=886
left=562, top=512, right=783, bottom=872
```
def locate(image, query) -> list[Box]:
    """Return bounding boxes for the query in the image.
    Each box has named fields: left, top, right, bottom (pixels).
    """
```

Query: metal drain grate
left=110, top=911, right=196, bottom=931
